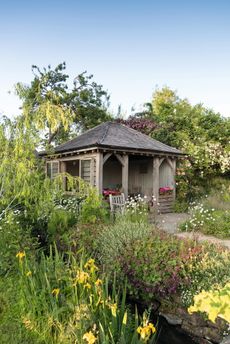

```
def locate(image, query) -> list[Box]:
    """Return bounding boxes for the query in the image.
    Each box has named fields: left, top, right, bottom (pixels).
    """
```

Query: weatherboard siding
left=128, top=159, right=153, bottom=197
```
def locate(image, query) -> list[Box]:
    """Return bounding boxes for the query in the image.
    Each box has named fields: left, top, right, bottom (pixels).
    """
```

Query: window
left=46, top=161, right=59, bottom=179
left=80, top=160, right=91, bottom=183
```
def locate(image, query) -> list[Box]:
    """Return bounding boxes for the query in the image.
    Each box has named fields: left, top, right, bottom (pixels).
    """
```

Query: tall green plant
left=17, top=247, right=156, bottom=343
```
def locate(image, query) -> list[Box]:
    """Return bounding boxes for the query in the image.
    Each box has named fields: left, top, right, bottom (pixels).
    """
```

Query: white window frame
left=80, top=158, right=92, bottom=183
left=46, top=160, right=60, bottom=179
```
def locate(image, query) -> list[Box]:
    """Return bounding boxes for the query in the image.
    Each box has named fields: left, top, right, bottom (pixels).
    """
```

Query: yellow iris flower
left=16, top=251, right=26, bottom=260
left=51, top=288, right=60, bottom=297
left=137, top=322, right=156, bottom=342
left=83, top=330, right=97, bottom=344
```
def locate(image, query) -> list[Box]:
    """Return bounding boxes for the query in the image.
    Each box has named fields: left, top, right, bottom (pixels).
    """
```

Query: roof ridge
left=98, top=122, right=111, bottom=144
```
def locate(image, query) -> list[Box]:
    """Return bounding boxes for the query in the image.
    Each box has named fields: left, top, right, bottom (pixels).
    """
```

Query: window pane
left=52, top=162, right=59, bottom=178
left=81, top=160, right=91, bottom=183
left=47, top=162, right=52, bottom=178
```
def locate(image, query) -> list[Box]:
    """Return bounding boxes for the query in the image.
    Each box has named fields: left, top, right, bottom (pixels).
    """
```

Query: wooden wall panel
left=159, top=160, right=174, bottom=188
left=103, top=160, right=122, bottom=189
left=128, top=158, right=153, bottom=197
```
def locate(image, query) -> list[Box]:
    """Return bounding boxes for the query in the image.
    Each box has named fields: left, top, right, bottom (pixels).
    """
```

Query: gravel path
left=156, top=213, right=190, bottom=234
left=154, top=212, right=230, bottom=249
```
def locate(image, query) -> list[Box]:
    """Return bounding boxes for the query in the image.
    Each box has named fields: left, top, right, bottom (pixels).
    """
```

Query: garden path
left=155, top=213, right=230, bottom=250
left=155, top=213, right=189, bottom=234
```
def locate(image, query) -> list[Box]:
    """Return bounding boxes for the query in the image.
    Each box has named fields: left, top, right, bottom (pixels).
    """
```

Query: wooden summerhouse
left=41, top=122, right=185, bottom=213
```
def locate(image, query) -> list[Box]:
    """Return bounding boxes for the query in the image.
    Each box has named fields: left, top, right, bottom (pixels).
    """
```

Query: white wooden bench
left=109, top=193, right=126, bottom=214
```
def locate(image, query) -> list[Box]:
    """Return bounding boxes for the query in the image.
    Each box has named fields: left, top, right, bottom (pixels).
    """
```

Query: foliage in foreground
left=188, top=283, right=230, bottom=323
left=95, top=217, right=230, bottom=308
left=16, top=247, right=156, bottom=344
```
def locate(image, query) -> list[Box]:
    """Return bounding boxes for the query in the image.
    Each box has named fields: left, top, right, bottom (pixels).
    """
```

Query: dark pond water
left=126, top=298, right=197, bottom=344
left=157, top=316, right=196, bottom=344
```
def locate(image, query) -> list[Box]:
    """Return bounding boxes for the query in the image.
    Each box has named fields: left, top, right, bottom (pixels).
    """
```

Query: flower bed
left=159, top=186, right=173, bottom=195
left=103, top=189, right=121, bottom=197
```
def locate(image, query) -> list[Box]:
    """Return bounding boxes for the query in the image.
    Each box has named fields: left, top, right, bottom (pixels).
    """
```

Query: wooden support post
left=172, top=158, right=177, bottom=201
left=152, top=157, right=160, bottom=204
left=122, top=155, right=129, bottom=199
left=95, top=152, right=103, bottom=194
left=90, top=158, right=95, bottom=187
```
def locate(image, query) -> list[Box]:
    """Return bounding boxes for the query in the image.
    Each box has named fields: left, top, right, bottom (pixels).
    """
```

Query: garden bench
left=109, top=193, right=126, bottom=214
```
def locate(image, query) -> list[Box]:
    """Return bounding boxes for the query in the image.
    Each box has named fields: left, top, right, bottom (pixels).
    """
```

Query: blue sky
left=1, top=0, right=230, bottom=117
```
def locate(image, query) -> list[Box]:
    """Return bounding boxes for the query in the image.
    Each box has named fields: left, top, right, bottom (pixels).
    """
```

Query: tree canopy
left=15, top=62, right=112, bottom=147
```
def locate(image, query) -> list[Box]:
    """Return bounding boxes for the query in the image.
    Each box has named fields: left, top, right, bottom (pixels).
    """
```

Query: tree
left=0, top=114, right=54, bottom=213
left=116, top=116, right=158, bottom=135
left=15, top=62, right=111, bottom=147
left=149, top=87, right=230, bottom=202
left=151, top=87, right=230, bottom=148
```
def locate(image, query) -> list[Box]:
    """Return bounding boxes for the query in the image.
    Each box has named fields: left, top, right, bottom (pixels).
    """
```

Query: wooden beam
left=122, top=155, right=129, bottom=199
left=152, top=157, right=160, bottom=204
left=95, top=152, right=103, bottom=194
left=90, top=158, right=95, bottom=186
left=166, top=157, right=174, bottom=170
left=172, top=159, right=177, bottom=201
left=159, top=157, right=165, bottom=167
left=103, top=153, right=112, bottom=165
left=115, top=153, right=124, bottom=166
left=59, top=153, right=96, bottom=161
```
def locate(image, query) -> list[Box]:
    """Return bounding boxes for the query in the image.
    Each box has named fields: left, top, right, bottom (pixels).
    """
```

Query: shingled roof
left=49, top=121, right=183, bottom=155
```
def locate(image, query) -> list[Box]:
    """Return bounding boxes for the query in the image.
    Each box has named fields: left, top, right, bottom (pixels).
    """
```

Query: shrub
left=55, top=194, right=85, bottom=213
left=96, top=217, right=153, bottom=271
left=97, top=215, right=230, bottom=314
left=180, top=200, right=230, bottom=239
left=79, top=188, right=109, bottom=224
left=47, top=208, right=78, bottom=245
left=0, top=211, right=37, bottom=276
left=68, top=222, right=104, bottom=257
left=188, top=282, right=230, bottom=323
left=180, top=245, right=230, bottom=307
left=118, top=232, right=186, bottom=301
left=117, top=232, right=230, bottom=310
left=124, top=195, right=149, bottom=223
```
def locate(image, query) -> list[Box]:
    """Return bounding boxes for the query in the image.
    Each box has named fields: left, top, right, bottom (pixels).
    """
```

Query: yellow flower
left=85, top=258, right=95, bottom=267
left=95, top=279, right=102, bottom=287
left=73, top=304, right=90, bottom=322
left=22, top=317, right=34, bottom=330
left=83, top=330, right=97, bottom=344
left=137, top=322, right=156, bottom=342
left=51, top=288, right=60, bottom=297
left=122, top=311, right=128, bottom=325
left=16, top=251, right=25, bottom=260
left=26, top=271, right=32, bottom=277
left=84, top=258, right=98, bottom=273
left=108, top=302, right=117, bottom=317
left=75, top=270, right=89, bottom=284
left=84, top=283, right=92, bottom=289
